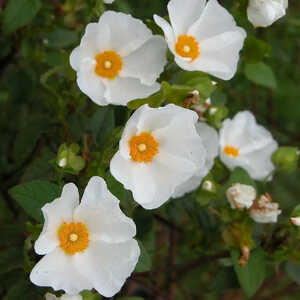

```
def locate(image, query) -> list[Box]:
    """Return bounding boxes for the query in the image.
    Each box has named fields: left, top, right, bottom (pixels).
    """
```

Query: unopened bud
left=58, top=158, right=67, bottom=168
left=290, top=217, right=300, bottom=226
left=226, top=183, right=256, bottom=210
left=202, top=180, right=213, bottom=191
left=272, top=146, right=299, bottom=171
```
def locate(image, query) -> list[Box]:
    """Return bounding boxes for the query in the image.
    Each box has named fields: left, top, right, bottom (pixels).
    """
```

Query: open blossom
left=247, top=0, right=288, bottom=28
left=219, top=111, right=278, bottom=181
left=110, top=104, right=207, bottom=209
left=249, top=193, right=281, bottom=223
left=30, top=177, right=140, bottom=297
left=70, top=11, right=167, bottom=106
left=173, top=122, right=219, bottom=198
left=45, top=293, right=82, bottom=300
left=154, top=0, right=246, bottom=80
left=226, top=183, right=256, bottom=210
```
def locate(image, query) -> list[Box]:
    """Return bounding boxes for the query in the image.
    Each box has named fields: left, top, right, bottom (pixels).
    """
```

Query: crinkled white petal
left=103, top=77, right=160, bottom=106
left=98, top=11, right=152, bottom=57
left=173, top=122, right=219, bottom=198
left=74, top=177, right=136, bottom=243
left=120, top=36, right=167, bottom=86
left=70, top=24, right=111, bottom=71
left=167, top=0, right=206, bottom=36
left=110, top=104, right=204, bottom=209
left=35, top=183, right=79, bottom=255
left=153, top=15, right=176, bottom=54
left=219, top=111, right=278, bottom=181
left=30, top=247, right=93, bottom=295
left=250, top=209, right=281, bottom=223
left=226, top=183, right=256, bottom=209
left=74, top=240, right=140, bottom=298
left=247, top=0, right=288, bottom=28
left=76, top=59, right=108, bottom=106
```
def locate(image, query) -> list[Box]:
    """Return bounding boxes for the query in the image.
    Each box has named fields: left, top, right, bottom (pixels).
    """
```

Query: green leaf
left=9, top=180, right=61, bottom=221
left=86, top=107, right=115, bottom=148
left=285, top=261, right=300, bottom=285
left=3, top=0, right=41, bottom=34
left=162, top=81, right=192, bottom=106
left=13, top=116, right=51, bottom=163
left=81, top=290, right=102, bottom=300
left=135, top=241, right=152, bottom=272
left=231, top=248, right=267, bottom=298
left=244, top=62, right=277, bottom=89
left=243, top=37, right=271, bottom=64
left=226, top=167, right=256, bottom=189
left=127, top=91, right=164, bottom=110
left=178, top=71, right=216, bottom=99
left=45, top=28, right=79, bottom=49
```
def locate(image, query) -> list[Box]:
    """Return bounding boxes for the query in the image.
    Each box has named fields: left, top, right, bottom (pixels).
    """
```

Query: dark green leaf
left=135, top=241, right=152, bottom=272
left=231, top=248, right=267, bottom=298
left=243, top=37, right=271, bottom=64
left=9, top=180, right=61, bottom=221
left=127, top=91, right=164, bottom=110
left=226, top=167, right=256, bottom=189
left=3, top=0, right=41, bottom=34
left=45, top=28, right=79, bottom=49
left=285, top=262, right=300, bottom=285
left=244, top=62, right=277, bottom=89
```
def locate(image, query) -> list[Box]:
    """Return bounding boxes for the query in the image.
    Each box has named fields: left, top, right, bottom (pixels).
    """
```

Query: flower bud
left=226, top=183, right=256, bottom=210
left=202, top=180, right=216, bottom=193
left=272, top=147, right=299, bottom=171
left=206, top=104, right=228, bottom=128
left=290, top=217, right=300, bottom=227
left=249, top=193, right=281, bottom=223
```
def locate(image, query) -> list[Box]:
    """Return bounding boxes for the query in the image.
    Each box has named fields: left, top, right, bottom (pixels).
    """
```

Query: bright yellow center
left=129, top=132, right=159, bottom=163
left=95, top=50, right=123, bottom=79
left=58, top=222, right=89, bottom=255
left=224, top=145, right=239, bottom=157
left=175, top=35, right=199, bottom=61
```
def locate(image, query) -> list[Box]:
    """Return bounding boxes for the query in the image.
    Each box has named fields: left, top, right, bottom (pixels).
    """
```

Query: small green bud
left=272, top=146, right=299, bottom=171
left=206, top=104, right=228, bottom=128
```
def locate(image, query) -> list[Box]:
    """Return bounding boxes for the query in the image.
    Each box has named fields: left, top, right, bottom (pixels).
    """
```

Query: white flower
left=70, top=11, right=167, bottom=106
left=219, top=111, right=278, bottom=181
left=226, top=183, right=256, bottom=210
left=154, top=0, right=246, bottom=80
left=104, top=0, right=114, bottom=4
left=30, top=177, right=140, bottom=297
left=249, top=194, right=281, bottom=223
left=247, top=0, right=288, bottom=28
left=290, top=217, right=300, bottom=226
left=110, top=104, right=207, bottom=209
left=45, top=293, right=82, bottom=300
left=173, top=122, right=219, bottom=198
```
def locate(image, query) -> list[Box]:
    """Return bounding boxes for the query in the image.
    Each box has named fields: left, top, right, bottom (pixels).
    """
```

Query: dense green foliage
left=0, top=0, right=300, bottom=299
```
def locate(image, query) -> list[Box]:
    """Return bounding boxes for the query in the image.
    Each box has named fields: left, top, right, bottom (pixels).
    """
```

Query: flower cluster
left=28, top=0, right=290, bottom=298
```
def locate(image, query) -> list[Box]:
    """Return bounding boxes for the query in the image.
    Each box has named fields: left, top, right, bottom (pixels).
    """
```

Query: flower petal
left=98, top=11, right=152, bottom=57
left=120, top=36, right=167, bottom=86
left=153, top=15, right=176, bottom=53
left=74, top=177, right=136, bottom=243
left=30, top=247, right=93, bottom=295
left=35, top=183, right=79, bottom=255
left=188, top=0, right=239, bottom=41
left=74, top=240, right=140, bottom=298
left=76, top=59, right=108, bottom=106
left=103, top=77, right=160, bottom=106
left=168, top=0, right=206, bottom=36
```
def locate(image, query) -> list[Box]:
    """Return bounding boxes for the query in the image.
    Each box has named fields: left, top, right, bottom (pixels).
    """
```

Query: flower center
left=129, top=132, right=159, bottom=163
left=95, top=50, right=123, bottom=79
left=175, top=35, right=199, bottom=61
left=224, top=145, right=239, bottom=157
left=58, top=222, right=89, bottom=255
